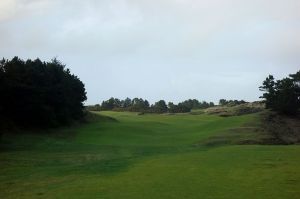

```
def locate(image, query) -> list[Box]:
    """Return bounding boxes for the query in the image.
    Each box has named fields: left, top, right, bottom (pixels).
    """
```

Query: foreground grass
left=1, top=112, right=300, bottom=198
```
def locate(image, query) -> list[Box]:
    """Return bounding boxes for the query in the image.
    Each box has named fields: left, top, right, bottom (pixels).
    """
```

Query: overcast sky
left=0, top=0, right=299, bottom=104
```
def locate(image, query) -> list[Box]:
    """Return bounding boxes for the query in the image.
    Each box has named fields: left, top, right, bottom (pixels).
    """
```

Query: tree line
left=2, top=56, right=297, bottom=130
left=260, top=70, right=300, bottom=115
left=86, top=98, right=215, bottom=113
left=0, top=57, right=87, bottom=128
left=218, top=99, right=247, bottom=106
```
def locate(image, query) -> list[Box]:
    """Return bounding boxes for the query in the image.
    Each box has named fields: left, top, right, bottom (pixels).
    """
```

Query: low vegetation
left=204, top=101, right=265, bottom=117
left=261, top=111, right=300, bottom=144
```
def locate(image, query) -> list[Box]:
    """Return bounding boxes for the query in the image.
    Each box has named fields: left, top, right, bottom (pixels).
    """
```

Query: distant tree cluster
left=0, top=57, right=87, bottom=128
left=260, top=71, right=300, bottom=115
left=99, top=97, right=150, bottom=112
left=179, top=99, right=215, bottom=109
left=88, top=98, right=215, bottom=113
left=86, top=104, right=101, bottom=112
left=218, top=99, right=247, bottom=106
left=168, top=102, right=191, bottom=113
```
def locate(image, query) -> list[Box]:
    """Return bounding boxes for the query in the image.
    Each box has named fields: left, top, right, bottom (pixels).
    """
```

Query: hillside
left=203, top=102, right=265, bottom=116
left=0, top=110, right=300, bottom=199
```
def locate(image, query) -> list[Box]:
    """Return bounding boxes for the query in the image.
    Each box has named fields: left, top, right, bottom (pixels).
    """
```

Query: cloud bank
left=1, top=0, right=299, bottom=104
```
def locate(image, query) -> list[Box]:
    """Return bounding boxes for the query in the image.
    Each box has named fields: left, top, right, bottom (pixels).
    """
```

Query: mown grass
left=0, top=111, right=300, bottom=199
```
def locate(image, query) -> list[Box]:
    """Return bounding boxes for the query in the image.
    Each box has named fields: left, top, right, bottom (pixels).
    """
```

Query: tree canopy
left=218, top=99, right=247, bottom=106
left=0, top=57, right=87, bottom=128
left=92, top=98, right=215, bottom=113
left=152, top=100, right=168, bottom=113
left=260, top=71, right=300, bottom=115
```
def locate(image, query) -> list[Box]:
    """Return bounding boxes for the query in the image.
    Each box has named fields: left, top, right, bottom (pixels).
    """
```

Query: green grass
left=1, top=111, right=300, bottom=198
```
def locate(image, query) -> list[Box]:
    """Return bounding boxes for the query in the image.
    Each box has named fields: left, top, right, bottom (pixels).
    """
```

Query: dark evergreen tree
left=122, top=97, right=132, bottom=108
left=259, top=75, right=276, bottom=109
left=0, top=57, right=87, bottom=128
left=153, top=100, right=168, bottom=113
left=218, top=99, right=247, bottom=106
left=101, top=98, right=115, bottom=110
left=219, top=99, right=227, bottom=106
left=168, top=102, right=191, bottom=113
left=260, top=71, right=300, bottom=115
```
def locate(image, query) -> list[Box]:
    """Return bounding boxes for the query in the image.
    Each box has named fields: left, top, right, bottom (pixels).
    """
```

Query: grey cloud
left=0, top=0, right=299, bottom=104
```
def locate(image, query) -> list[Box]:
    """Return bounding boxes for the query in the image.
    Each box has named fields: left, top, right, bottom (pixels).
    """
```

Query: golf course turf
left=1, top=111, right=300, bottom=198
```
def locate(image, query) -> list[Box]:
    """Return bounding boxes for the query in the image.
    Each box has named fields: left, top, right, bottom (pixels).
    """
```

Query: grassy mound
left=204, top=101, right=265, bottom=117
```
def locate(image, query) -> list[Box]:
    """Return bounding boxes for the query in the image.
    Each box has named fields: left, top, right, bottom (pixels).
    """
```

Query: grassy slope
left=0, top=111, right=300, bottom=199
